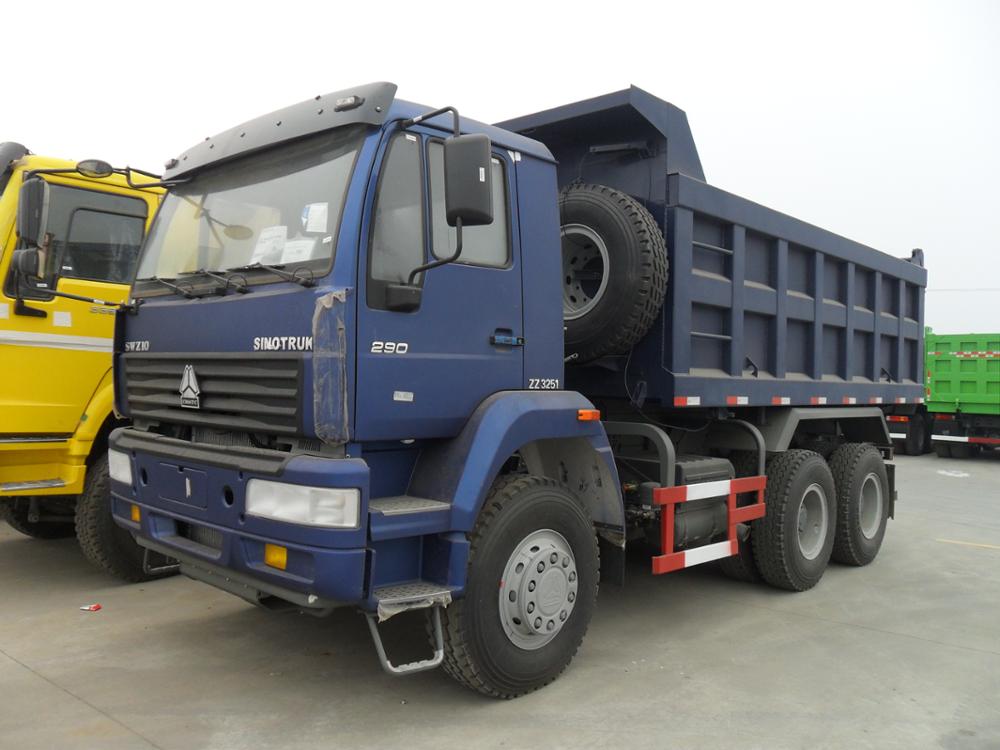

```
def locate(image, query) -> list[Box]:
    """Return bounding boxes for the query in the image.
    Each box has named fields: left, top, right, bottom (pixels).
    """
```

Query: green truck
left=923, top=331, right=1000, bottom=458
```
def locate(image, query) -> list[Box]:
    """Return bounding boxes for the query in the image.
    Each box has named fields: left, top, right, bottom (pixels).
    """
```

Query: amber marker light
left=264, top=544, right=288, bottom=571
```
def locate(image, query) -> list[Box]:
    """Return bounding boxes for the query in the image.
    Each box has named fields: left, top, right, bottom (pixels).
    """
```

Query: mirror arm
left=124, top=167, right=189, bottom=190
left=16, top=272, right=118, bottom=308
left=406, top=218, right=463, bottom=285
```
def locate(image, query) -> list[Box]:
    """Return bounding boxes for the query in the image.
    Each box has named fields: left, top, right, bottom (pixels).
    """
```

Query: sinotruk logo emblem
left=179, top=365, right=201, bottom=409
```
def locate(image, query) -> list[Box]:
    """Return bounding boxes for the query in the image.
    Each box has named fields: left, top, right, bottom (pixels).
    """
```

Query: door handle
left=490, top=330, right=524, bottom=347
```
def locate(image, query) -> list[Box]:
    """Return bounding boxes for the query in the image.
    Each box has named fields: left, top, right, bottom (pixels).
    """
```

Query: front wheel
left=75, top=454, right=171, bottom=583
left=0, top=498, right=76, bottom=539
left=441, top=474, right=599, bottom=698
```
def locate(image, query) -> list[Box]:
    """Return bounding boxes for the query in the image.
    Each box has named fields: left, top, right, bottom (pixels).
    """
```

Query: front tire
left=752, top=450, right=837, bottom=592
left=829, top=443, right=890, bottom=566
left=75, top=454, right=168, bottom=583
left=441, top=474, right=599, bottom=698
left=0, top=498, right=76, bottom=539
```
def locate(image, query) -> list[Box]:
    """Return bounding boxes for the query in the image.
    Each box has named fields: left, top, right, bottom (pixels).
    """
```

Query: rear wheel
left=440, top=474, right=599, bottom=698
left=752, top=450, right=836, bottom=592
left=0, top=497, right=76, bottom=539
left=950, top=443, right=976, bottom=459
left=933, top=442, right=952, bottom=458
left=717, top=450, right=763, bottom=583
left=903, top=416, right=925, bottom=456
left=828, top=443, right=889, bottom=566
left=75, top=455, right=170, bottom=583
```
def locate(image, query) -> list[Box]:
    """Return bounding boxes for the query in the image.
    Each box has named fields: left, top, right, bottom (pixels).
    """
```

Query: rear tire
left=440, top=474, right=599, bottom=698
left=828, top=443, right=889, bottom=566
left=75, top=455, right=168, bottom=583
left=0, top=498, right=76, bottom=539
left=933, top=442, right=952, bottom=458
left=950, top=443, right=976, bottom=459
left=559, top=183, right=667, bottom=363
left=752, top=450, right=836, bottom=592
left=717, top=450, right=763, bottom=583
left=903, top=417, right=925, bottom=456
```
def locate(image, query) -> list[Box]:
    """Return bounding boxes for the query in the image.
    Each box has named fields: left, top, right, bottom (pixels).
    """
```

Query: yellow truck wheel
left=0, top=498, right=76, bottom=539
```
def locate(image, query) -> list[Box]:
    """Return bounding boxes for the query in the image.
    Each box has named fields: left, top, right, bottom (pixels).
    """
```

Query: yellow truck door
left=1, top=181, right=149, bottom=436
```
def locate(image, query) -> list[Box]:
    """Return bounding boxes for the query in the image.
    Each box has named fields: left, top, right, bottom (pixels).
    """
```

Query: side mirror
left=443, top=134, right=493, bottom=227
left=16, top=178, right=49, bottom=248
left=12, top=248, right=42, bottom=279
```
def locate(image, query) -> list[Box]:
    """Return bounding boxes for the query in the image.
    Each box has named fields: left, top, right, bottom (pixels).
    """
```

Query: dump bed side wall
left=926, top=332, right=1000, bottom=415
left=570, top=174, right=927, bottom=408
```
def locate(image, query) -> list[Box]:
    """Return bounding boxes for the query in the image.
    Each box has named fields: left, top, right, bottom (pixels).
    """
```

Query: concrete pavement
left=1, top=452, right=998, bottom=749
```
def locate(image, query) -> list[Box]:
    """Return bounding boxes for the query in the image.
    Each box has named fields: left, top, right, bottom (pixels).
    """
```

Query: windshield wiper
left=177, top=268, right=250, bottom=294
left=229, top=262, right=315, bottom=288
left=142, top=276, right=198, bottom=299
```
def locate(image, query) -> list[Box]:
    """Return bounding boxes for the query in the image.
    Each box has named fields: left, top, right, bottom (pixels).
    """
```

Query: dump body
left=926, top=332, right=1000, bottom=415
left=500, top=88, right=927, bottom=408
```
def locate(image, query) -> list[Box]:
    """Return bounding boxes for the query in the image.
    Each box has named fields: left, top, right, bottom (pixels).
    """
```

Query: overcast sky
left=7, top=0, right=998, bottom=332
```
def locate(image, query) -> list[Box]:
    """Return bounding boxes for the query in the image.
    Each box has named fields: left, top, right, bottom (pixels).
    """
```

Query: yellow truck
left=0, top=142, right=168, bottom=581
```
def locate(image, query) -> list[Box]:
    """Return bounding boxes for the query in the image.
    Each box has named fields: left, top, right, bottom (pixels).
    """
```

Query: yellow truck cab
left=0, top=142, right=167, bottom=581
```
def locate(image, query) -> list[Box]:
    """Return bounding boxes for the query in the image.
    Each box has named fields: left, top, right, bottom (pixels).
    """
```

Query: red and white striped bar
left=726, top=396, right=749, bottom=406
left=651, top=475, right=767, bottom=575
left=771, top=396, right=791, bottom=405
left=810, top=396, right=828, bottom=405
left=673, top=396, right=701, bottom=407
left=932, top=435, right=1000, bottom=446
left=928, top=351, right=999, bottom=358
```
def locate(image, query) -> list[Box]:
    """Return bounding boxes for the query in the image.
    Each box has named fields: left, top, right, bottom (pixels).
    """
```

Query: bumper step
left=1, top=478, right=66, bottom=492
left=372, top=580, right=453, bottom=621
left=368, top=495, right=450, bottom=541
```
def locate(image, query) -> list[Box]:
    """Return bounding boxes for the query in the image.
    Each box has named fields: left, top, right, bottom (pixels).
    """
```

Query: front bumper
left=109, top=428, right=370, bottom=608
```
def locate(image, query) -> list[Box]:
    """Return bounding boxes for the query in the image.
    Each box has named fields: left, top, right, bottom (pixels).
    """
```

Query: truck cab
left=1, top=142, right=165, bottom=580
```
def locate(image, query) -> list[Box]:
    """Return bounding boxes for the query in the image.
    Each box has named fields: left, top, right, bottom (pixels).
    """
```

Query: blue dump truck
left=95, top=83, right=926, bottom=697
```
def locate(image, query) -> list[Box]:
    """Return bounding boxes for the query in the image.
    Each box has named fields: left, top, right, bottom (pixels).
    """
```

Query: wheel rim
left=796, top=483, right=829, bottom=560
left=561, top=224, right=610, bottom=321
left=498, top=529, right=578, bottom=651
left=859, top=472, right=883, bottom=539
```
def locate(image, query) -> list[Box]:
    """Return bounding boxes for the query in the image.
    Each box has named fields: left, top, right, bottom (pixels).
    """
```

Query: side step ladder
left=365, top=581, right=452, bottom=676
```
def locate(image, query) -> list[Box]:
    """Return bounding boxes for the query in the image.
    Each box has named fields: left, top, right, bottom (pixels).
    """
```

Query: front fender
left=407, top=390, right=622, bottom=533
left=74, top=368, right=117, bottom=444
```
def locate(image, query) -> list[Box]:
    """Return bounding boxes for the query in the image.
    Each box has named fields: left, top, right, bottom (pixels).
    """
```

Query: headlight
left=108, top=450, right=133, bottom=485
left=245, top=480, right=360, bottom=529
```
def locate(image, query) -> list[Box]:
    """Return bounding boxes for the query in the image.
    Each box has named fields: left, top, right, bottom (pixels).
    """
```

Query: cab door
left=355, top=132, right=523, bottom=441
left=0, top=182, right=148, bottom=435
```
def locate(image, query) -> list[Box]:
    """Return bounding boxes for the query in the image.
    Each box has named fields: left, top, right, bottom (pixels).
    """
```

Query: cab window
left=11, top=183, right=148, bottom=298
left=368, top=134, right=424, bottom=309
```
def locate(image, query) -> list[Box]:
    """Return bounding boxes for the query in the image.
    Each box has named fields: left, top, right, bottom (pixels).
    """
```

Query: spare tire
left=559, top=183, right=668, bottom=363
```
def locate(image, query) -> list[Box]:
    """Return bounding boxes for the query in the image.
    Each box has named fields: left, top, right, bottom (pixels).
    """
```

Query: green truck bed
left=925, top=332, right=1000, bottom=416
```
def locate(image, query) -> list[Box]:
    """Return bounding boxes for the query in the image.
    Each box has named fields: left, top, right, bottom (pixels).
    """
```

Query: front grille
left=123, top=354, right=302, bottom=436
left=177, top=521, right=224, bottom=551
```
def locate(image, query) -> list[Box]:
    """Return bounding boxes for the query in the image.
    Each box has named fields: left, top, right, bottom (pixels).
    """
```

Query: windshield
left=134, top=126, right=365, bottom=290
